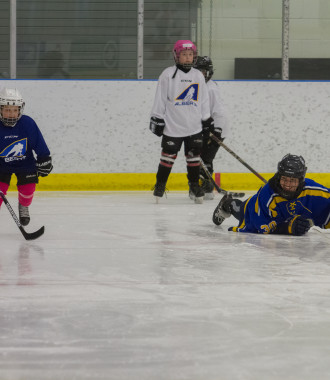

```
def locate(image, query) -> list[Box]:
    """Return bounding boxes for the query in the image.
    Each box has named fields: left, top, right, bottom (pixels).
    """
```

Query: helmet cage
left=173, top=40, right=197, bottom=69
left=275, top=154, right=307, bottom=200
left=0, top=88, right=25, bottom=127
left=194, top=56, right=214, bottom=82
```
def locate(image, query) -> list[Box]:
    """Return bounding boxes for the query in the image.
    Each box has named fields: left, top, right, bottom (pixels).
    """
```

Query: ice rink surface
left=1, top=191, right=330, bottom=380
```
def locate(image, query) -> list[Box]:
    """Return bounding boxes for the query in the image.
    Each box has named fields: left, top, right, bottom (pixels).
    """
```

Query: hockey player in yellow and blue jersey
left=212, top=154, right=330, bottom=236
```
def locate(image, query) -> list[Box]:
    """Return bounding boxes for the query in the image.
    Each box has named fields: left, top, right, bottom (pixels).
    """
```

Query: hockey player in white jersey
left=194, top=56, right=230, bottom=200
left=149, top=40, right=212, bottom=203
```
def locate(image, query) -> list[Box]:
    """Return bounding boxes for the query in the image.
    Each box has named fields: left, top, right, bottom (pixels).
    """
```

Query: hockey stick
left=209, top=133, right=267, bottom=184
left=0, top=191, right=45, bottom=241
left=200, top=158, right=245, bottom=198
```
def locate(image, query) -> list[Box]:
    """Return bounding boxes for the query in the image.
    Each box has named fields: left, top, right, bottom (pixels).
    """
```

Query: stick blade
left=227, top=191, right=245, bottom=198
left=21, top=225, right=45, bottom=241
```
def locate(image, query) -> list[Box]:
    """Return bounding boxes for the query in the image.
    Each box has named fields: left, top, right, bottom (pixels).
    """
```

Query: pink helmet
left=173, top=40, right=197, bottom=68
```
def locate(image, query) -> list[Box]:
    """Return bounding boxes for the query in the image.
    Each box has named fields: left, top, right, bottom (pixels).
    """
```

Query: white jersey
left=207, top=80, right=230, bottom=139
left=151, top=65, right=211, bottom=138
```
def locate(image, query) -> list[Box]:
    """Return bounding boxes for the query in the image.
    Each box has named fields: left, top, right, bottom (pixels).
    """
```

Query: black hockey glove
left=213, top=127, right=223, bottom=141
left=288, top=215, right=311, bottom=236
left=149, top=116, right=165, bottom=137
left=209, top=127, right=224, bottom=147
left=36, top=156, right=53, bottom=177
left=202, top=117, right=214, bottom=138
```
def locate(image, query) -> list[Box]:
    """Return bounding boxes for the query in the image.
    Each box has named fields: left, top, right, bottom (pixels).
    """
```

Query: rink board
left=7, top=173, right=330, bottom=191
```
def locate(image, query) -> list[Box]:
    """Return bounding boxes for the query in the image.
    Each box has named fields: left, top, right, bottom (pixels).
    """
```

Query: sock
left=187, top=164, right=200, bottom=183
left=18, top=183, right=36, bottom=207
left=156, top=165, right=172, bottom=183
left=0, top=182, right=9, bottom=207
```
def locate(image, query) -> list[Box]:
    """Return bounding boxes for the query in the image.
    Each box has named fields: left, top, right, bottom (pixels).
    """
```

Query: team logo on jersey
left=286, top=200, right=312, bottom=216
left=0, top=138, right=27, bottom=162
left=175, top=84, right=199, bottom=106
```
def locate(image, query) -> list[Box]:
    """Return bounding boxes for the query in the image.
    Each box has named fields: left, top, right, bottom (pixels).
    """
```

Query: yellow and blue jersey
left=229, top=178, right=330, bottom=234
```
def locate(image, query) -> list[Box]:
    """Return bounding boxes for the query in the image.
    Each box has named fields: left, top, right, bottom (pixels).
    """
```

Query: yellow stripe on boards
left=220, top=173, right=330, bottom=191
left=220, top=173, right=272, bottom=191
left=6, top=173, right=330, bottom=191
left=8, top=173, right=189, bottom=191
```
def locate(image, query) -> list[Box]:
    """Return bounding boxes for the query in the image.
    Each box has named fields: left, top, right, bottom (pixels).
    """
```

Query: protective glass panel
left=16, top=0, right=138, bottom=79
left=0, top=1, right=10, bottom=78
left=289, top=0, right=330, bottom=79
left=15, top=0, right=199, bottom=79
left=197, top=0, right=283, bottom=79
left=143, top=0, right=199, bottom=79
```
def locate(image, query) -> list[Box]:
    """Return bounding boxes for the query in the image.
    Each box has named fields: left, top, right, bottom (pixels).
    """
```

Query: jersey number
left=260, top=221, right=277, bottom=234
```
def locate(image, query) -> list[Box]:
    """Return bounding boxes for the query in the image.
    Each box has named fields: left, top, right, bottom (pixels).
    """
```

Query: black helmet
left=269, top=154, right=307, bottom=200
left=194, top=56, right=214, bottom=82
left=277, top=154, right=307, bottom=179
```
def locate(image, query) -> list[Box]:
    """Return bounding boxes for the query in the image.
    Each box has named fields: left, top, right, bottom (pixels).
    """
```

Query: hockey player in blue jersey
left=0, top=88, right=53, bottom=226
left=212, top=154, right=330, bottom=235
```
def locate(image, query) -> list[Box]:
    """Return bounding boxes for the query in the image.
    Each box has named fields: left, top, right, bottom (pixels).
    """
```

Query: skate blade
left=189, top=192, right=195, bottom=201
left=194, top=196, right=204, bottom=204
left=213, top=215, right=225, bottom=226
left=204, top=192, right=214, bottom=200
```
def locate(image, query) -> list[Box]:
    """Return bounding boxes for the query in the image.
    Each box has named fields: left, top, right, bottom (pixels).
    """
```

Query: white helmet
left=0, top=88, right=25, bottom=127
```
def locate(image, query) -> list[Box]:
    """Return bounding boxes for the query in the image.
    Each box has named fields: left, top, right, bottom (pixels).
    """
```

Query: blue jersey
left=0, top=115, right=50, bottom=174
left=229, top=178, right=330, bottom=234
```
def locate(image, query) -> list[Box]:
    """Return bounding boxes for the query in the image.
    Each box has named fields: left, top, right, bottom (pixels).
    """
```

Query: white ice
left=1, top=191, right=330, bottom=380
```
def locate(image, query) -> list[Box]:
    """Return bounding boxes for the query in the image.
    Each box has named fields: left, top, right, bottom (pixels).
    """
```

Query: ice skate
left=152, top=182, right=167, bottom=203
left=212, top=194, right=232, bottom=226
left=188, top=182, right=204, bottom=204
left=19, top=203, right=30, bottom=226
left=201, top=178, right=214, bottom=200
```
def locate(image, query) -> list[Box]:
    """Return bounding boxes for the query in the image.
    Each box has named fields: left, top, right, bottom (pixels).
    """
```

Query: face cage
left=195, top=63, right=213, bottom=81
left=203, top=69, right=213, bottom=82
left=0, top=105, right=23, bottom=127
left=276, top=172, right=305, bottom=200
left=173, top=50, right=197, bottom=69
